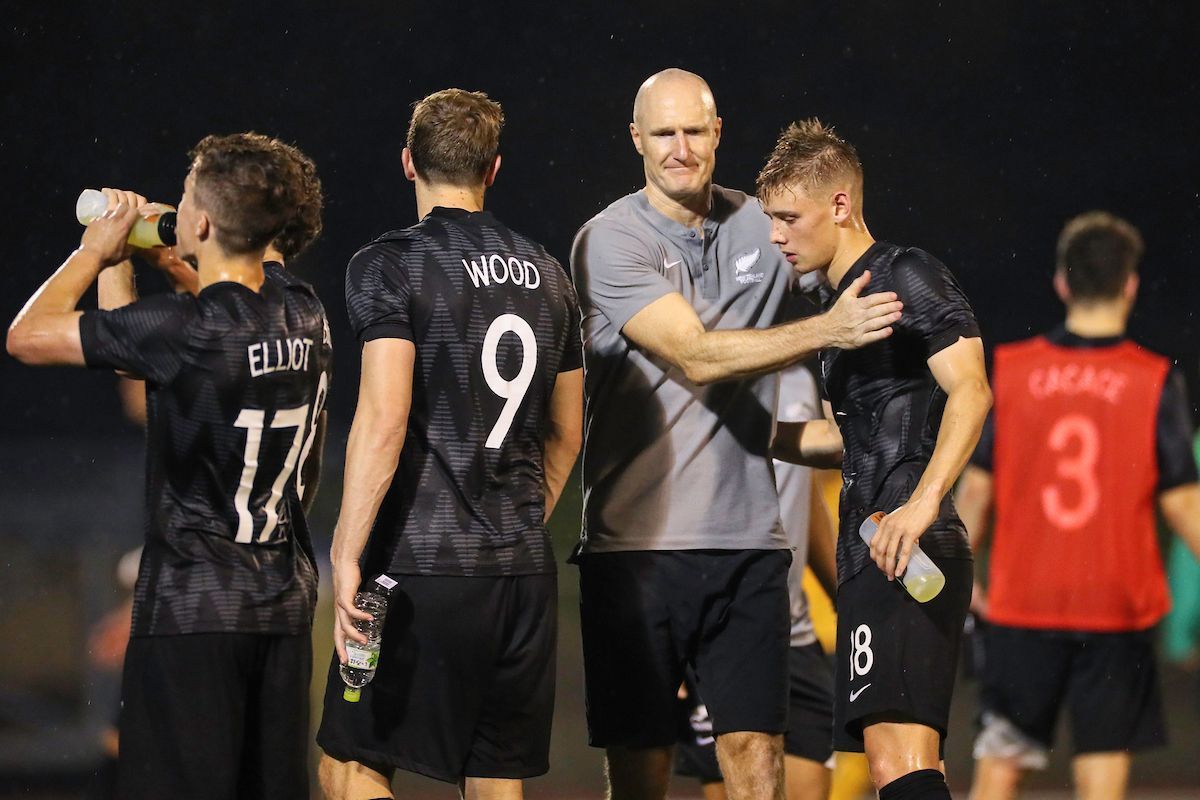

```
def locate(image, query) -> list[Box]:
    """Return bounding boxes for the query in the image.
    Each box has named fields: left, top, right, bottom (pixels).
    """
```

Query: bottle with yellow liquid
left=76, top=189, right=177, bottom=248
left=858, top=511, right=945, bottom=602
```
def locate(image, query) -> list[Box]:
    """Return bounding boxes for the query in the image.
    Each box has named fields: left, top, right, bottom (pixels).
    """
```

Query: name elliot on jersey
left=462, top=253, right=542, bottom=290
left=248, top=338, right=314, bottom=377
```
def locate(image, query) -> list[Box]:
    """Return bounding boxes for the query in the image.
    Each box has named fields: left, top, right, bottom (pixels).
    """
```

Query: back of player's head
left=270, top=142, right=324, bottom=260
left=756, top=118, right=863, bottom=201
left=406, top=89, right=504, bottom=186
left=1056, top=211, right=1144, bottom=301
left=189, top=133, right=307, bottom=256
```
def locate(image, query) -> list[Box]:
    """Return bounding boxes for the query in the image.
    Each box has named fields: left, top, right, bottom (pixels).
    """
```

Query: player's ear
left=712, top=116, right=722, bottom=148
left=484, top=154, right=501, bottom=188
left=1053, top=269, right=1071, bottom=304
left=1123, top=272, right=1139, bottom=303
left=630, top=122, right=644, bottom=155
left=401, top=148, right=418, bottom=183
left=831, top=190, right=851, bottom=224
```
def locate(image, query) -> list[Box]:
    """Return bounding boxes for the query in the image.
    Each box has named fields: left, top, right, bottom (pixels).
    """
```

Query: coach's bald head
left=632, top=68, right=717, bottom=127
left=630, top=69, right=722, bottom=212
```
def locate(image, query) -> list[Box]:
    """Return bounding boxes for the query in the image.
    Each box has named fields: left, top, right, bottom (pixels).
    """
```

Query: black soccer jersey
left=345, top=206, right=582, bottom=577
left=819, top=241, right=981, bottom=584
left=79, top=270, right=332, bottom=636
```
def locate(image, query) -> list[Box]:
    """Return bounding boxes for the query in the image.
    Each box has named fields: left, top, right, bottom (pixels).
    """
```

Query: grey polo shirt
left=570, top=184, right=795, bottom=553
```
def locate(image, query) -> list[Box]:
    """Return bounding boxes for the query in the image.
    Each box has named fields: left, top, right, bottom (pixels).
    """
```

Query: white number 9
left=482, top=314, right=538, bottom=449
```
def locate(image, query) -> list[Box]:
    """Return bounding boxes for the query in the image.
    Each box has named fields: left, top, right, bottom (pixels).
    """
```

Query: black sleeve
left=969, top=411, right=996, bottom=472
left=344, top=242, right=413, bottom=343
left=891, top=249, right=982, bottom=358
left=78, top=293, right=194, bottom=385
left=1157, top=367, right=1199, bottom=491
left=560, top=276, right=584, bottom=372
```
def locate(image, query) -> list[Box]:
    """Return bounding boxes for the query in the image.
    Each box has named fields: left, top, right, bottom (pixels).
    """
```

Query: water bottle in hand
left=859, top=511, right=945, bottom=602
left=339, top=574, right=397, bottom=702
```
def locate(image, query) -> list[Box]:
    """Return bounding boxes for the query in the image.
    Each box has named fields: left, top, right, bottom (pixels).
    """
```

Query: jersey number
left=482, top=314, right=538, bottom=449
left=233, top=372, right=328, bottom=543
left=1040, top=413, right=1101, bottom=530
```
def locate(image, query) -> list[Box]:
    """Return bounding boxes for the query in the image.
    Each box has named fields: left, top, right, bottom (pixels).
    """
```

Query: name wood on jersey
left=248, top=337, right=314, bottom=377
left=462, top=253, right=542, bottom=290
left=1027, top=363, right=1128, bottom=405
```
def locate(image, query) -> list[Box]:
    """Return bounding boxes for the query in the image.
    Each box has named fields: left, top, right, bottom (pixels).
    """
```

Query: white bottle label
left=374, top=575, right=398, bottom=590
left=346, top=642, right=378, bottom=670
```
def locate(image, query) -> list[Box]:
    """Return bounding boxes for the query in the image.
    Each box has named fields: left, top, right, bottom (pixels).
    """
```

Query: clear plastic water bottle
left=339, top=574, right=397, bottom=702
left=859, top=511, right=945, bottom=602
left=76, top=188, right=178, bottom=248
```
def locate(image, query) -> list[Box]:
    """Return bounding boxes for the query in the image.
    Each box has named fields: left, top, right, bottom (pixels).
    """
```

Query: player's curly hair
left=406, top=89, right=504, bottom=186
left=756, top=118, right=862, bottom=200
left=270, top=143, right=324, bottom=260
left=1056, top=211, right=1143, bottom=301
left=188, top=133, right=310, bottom=256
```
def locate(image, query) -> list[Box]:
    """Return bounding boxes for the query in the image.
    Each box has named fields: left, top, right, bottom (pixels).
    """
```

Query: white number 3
left=482, top=314, right=538, bottom=449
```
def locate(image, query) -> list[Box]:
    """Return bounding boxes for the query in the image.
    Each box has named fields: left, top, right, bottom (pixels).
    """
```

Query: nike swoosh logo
left=849, top=683, right=871, bottom=702
left=664, top=259, right=682, bottom=270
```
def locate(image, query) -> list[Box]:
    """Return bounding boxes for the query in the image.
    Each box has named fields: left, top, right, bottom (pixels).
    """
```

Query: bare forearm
left=1162, top=484, right=1200, bottom=562
left=955, top=465, right=993, bottom=552
left=910, top=380, right=992, bottom=509
left=773, top=420, right=843, bottom=468
left=543, top=433, right=580, bottom=522
left=7, top=248, right=102, bottom=363
left=330, top=415, right=405, bottom=565
left=98, top=259, right=137, bottom=310
left=676, top=316, right=830, bottom=385
left=807, top=477, right=839, bottom=600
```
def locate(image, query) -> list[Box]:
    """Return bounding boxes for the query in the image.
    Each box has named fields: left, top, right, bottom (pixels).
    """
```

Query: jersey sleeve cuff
left=926, top=323, right=982, bottom=358
left=358, top=323, right=413, bottom=343
left=76, top=311, right=104, bottom=369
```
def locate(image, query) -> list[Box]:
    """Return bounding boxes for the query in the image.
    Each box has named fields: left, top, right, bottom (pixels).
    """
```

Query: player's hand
left=134, top=245, right=199, bottom=294
left=871, top=493, right=939, bottom=581
left=970, top=583, right=989, bottom=618
left=824, top=270, right=903, bottom=350
left=80, top=188, right=145, bottom=267
left=331, top=558, right=374, bottom=665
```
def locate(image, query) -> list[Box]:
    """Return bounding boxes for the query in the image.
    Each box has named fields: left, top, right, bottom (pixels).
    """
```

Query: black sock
left=878, top=768, right=951, bottom=800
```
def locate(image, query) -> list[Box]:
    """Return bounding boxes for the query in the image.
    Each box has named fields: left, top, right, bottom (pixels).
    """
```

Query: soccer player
left=960, top=212, right=1200, bottom=800
left=758, top=119, right=992, bottom=800
left=571, top=69, right=903, bottom=800
left=7, top=133, right=332, bottom=798
left=315, top=89, right=583, bottom=800
left=674, top=363, right=840, bottom=800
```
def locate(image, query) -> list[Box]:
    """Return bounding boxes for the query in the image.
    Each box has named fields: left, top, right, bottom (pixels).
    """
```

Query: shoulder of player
left=572, top=199, right=662, bottom=265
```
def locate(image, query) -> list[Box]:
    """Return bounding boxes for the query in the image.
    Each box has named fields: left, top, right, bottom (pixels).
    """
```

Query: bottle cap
left=343, top=687, right=361, bottom=703
left=157, top=213, right=178, bottom=247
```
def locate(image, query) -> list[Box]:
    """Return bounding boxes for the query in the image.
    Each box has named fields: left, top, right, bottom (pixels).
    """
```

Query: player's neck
left=414, top=181, right=485, bottom=220
left=825, top=227, right=876, bottom=288
left=643, top=181, right=711, bottom=231
left=1064, top=302, right=1129, bottom=338
left=198, top=253, right=266, bottom=292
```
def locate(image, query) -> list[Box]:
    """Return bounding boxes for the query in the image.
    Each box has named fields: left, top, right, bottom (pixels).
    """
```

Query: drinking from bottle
left=76, top=188, right=178, bottom=248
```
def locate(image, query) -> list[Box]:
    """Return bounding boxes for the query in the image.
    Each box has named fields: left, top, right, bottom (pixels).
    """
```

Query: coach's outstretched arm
left=870, top=336, right=992, bottom=580
left=329, top=338, right=415, bottom=663
left=543, top=368, right=583, bottom=521
left=622, top=270, right=901, bottom=385
left=8, top=189, right=144, bottom=365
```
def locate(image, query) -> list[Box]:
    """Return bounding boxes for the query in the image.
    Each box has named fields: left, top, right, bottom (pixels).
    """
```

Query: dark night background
left=2, top=2, right=1199, bottom=796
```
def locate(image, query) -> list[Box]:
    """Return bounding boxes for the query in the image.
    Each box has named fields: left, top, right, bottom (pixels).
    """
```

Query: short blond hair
left=756, top=118, right=862, bottom=199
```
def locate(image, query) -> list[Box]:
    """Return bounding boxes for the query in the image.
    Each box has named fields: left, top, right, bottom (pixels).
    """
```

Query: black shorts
left=118, top=632, right=312, bottom=799
left=675, top=642, right=835, bottom=783
left=977, top=624, right=1166, bottom=755
left=317, top=573, right=557, bottom=783
left=578, top=549, right=791, bottom=748
left=834, top=557, right=972, bottom=753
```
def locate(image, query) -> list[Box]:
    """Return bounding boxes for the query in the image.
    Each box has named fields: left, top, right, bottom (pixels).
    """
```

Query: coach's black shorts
left=317, top=573, right=557, bottom=783
left=118, top=632, right=312, bottom=799
left=578, top=549, right=791, bottom=748
left=676, top=642, right=835, bottom=783
left=978, top=624, right=1166, bottom=755
left=834, top=557, right=972, bottom=753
